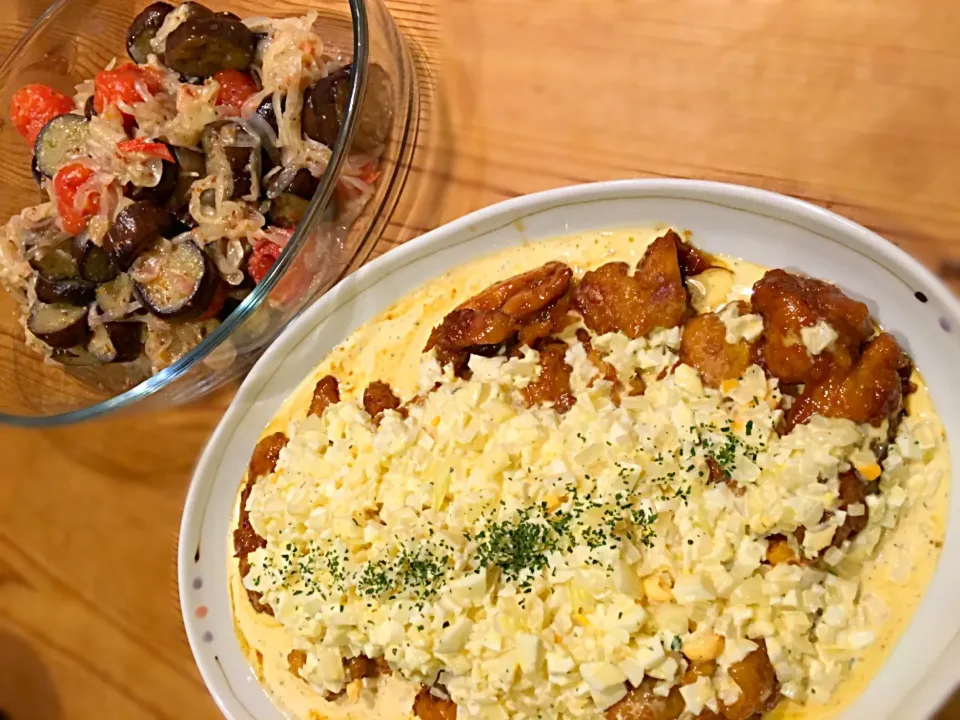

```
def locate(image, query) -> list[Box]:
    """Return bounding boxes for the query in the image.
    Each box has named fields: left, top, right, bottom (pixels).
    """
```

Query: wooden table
left=2, top=0, right=959, bottom=717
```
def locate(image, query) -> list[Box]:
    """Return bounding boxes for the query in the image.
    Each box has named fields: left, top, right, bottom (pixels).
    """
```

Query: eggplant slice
left=302, top=66, right=351, bottom=148
left=73, top=240, right=119, bottom=284
left=34, top=114, right=89, bottom=177
left=88, top=322, right=143, bottom=363
left=29, top=245, right=78, bottom=280
left=164, top=16, right=256, bottom=77
left=268, top=193, right=310, bottom=228
left=202, top=122, right=260, bottom=199
left=126, top=2, right=174, bottom=64
left=28, top=303, right=91, bottom=348
left=104, top=201, right=174, bottom=271
left=126, top=142, right=179, bottom=204
left=302, top=63, right=393, bottom=152
left=134, top=240, right=219, bottom=319
left=168, top=146, right=205, bottom=211
left=35, top=275, right=95, bottom=306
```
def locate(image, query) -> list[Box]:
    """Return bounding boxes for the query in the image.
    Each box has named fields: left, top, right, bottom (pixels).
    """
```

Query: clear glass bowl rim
left=0, top=0, right=372, bottom=427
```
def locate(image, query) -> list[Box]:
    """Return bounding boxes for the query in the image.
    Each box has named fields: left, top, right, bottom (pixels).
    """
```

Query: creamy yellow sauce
left=230, top=227, right=949, bottom=720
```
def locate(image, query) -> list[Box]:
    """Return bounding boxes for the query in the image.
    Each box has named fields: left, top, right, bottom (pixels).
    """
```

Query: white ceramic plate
left=179, top=180, right=960, bottom=720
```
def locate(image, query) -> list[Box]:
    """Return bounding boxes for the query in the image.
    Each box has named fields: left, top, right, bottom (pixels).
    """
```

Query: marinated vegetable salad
left=0, top=1, right=392, bottom=376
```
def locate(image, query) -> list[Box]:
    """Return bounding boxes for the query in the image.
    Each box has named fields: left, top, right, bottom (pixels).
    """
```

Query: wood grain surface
left=1, top=0, right=959, bottom=717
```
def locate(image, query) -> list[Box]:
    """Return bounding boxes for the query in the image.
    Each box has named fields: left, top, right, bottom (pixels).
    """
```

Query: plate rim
left=179, top=178, right=960, bottom=719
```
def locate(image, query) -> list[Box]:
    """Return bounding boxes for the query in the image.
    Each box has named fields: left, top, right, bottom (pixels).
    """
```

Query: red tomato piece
left=54, top=163, right=100, bottom=235
left=247, top=240, right=284, bottom=285
left=117, top=138, right=175, bottom=163
left=213, top=70, right=258, bottom=114
left=94, top=65, right=164, bottom=114
left=9, top=84, right=76, bottom=145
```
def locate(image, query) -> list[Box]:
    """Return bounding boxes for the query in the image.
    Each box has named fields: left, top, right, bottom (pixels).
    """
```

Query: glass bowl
left=0, top=0, right=419, bottom=426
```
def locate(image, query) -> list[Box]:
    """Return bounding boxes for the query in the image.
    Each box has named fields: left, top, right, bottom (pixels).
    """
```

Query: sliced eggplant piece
left=302, top=66, right=351, bottom=147
left=28, top=302, right=91, bottom=348
left=125, top=142, right=179, bottom=204
left=134, top=240, right=219, bottom=319
left=255, top=93, right=280, bottom=133
left=35, top=274, right=95, bottom=306
left=214, top=10, right=241, bottom=21
left=352, top=63, right=394, bottom=151
left=202, top=122, right=260, bottom=199
left=104, top=201, right=173, bottom=270
left=29, top=245, right=77, bottom=280
left=268, top=193, right=310, bottom=228
left=164, top=16, right=256, bottom=78
left=88, top=322, right=143, bottom=363
left=126, top=2, right=174, bottom=64
left=288, top=168, right=319, bottom=199
left=34, top=114, right=89, bottom=177
left=83, top=95, right=96, bottom=120
left=74, top=240, right=119, bottom=284
left=302, top=63, right=393, bottom=152
left=168, top=146, right=205, bottom=210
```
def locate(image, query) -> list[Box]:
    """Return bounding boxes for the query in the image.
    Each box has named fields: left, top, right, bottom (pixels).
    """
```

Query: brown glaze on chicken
left=308, top=374, right=340, bottom=418
left=674, top=234, right=718, bottom=276
left=573, top=231, right=689, bottom=339
left=234, top=431, right=288, bottom=616
left=787, top=332, right=909, bottom=429
left=721, top=640, right=779, bottom=720
left=679, top=309, right=756, bottom=388
left=425, top=263, right=574, bottom=374
left=246, top=431, right=288, bottom=481
left=752, top=269, right=873, bottom=386
left=363, top=380, right=407, bottom=424
left=523, top=339, right=576, bottom=413
left=413, top=687, right=458, bottom=720
left=606, top=677, right=685, bottom=720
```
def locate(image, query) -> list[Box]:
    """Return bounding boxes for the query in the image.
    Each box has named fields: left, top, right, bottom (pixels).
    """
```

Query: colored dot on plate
left=195, top=606, right=208, bottom=619
left=940, top=316, right=952, bottom=333
left=192, top=577, right=203, bottom=590
left=202, top=631, right=214, bottom=643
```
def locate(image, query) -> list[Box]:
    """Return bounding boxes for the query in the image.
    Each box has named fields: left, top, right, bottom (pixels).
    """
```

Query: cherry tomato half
left=9, top=84, right=75, bottom=145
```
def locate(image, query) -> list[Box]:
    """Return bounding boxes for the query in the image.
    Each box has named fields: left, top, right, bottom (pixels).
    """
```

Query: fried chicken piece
left=465, top=261, right=573, bottom=315
left=786, top=332, right=909, bottom=429
left=308, top=374, right=340, bottom=417
left=234, top=431, right=288, bottom=616
left=363, top=381, right=407, bottom=424
left=576, top=328, right=618, bottom=384
left=721, top=640, right=779, bottom=720
left=316, top=655, right=388, bottom=701
left=523, top=339, right=575, bottom=413
left=425, top=263, right=574, bottom=373
left=832, top=469, right=870, bottom=547
left=414, top=687, right=458, bottom=720
left=573, top=231, right=689, bottom=339
left=752, top=269, right=873, bottom=385
left=246, top=431, right=288, bottom=480
left=518, top=295, right=575, bottom=346
left=679, top=309, right=756, bottom=388
left=606, top=677, right=684, bottom=720
left=794, top=469, right=871, bottom=556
